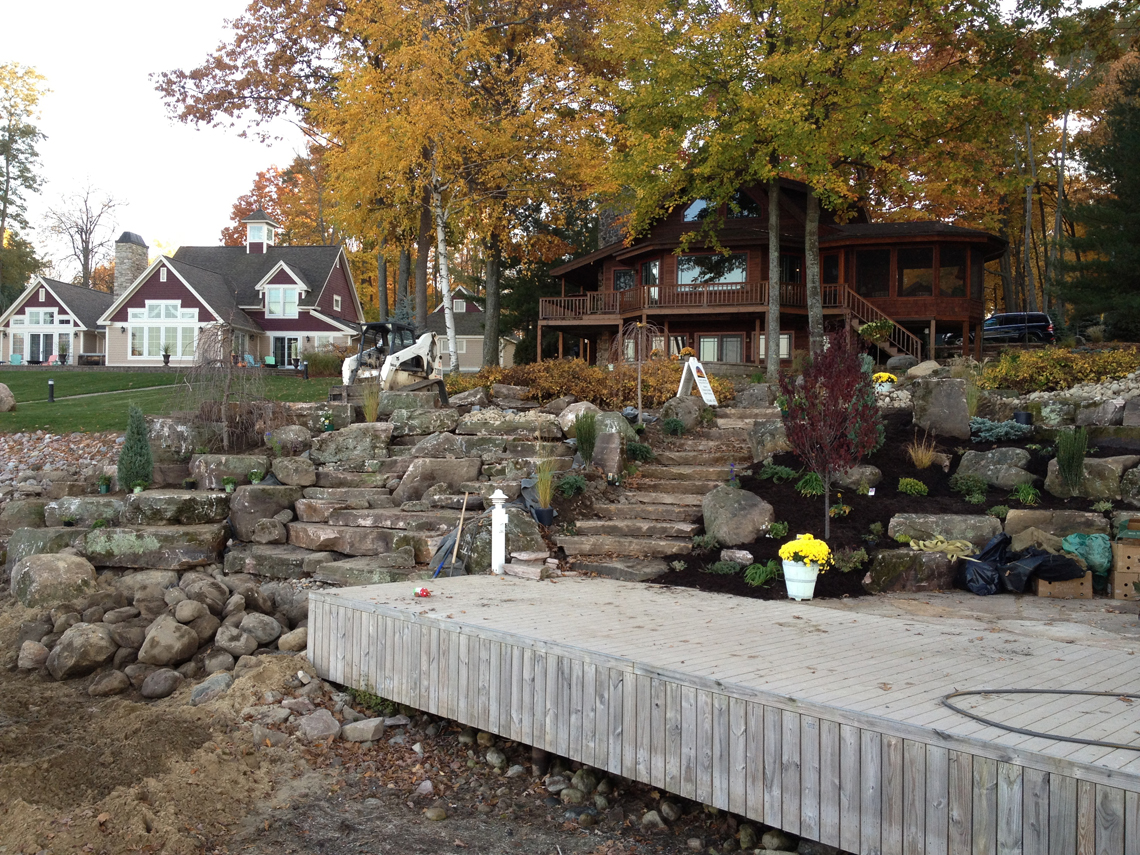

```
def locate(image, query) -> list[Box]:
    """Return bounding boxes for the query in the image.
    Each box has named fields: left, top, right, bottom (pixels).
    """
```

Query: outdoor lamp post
left=47, top=379, right=54, bottom=403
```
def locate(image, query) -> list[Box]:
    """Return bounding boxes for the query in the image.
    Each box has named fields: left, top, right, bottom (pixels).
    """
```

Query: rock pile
left=0, top=431, right=121, bottom=497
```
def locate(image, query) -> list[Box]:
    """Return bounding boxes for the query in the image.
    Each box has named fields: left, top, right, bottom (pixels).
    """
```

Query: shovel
left=433, top=492, right=470, bottom=578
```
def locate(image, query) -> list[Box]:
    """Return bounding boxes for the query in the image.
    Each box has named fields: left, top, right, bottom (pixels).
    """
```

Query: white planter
left=782, top=559, right=820, bottom=601
left=875, top=382, right=895, bottom=394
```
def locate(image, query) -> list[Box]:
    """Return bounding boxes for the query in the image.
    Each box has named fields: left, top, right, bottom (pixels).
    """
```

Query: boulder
left=409, top=432, right=466, bottom=459
left=906, top=360, right=943, bottom=378
left=863, top=550, right=959, bottom=593
left=735, top=383, right=774, bottom=409
left=1044, top=456, right=1140, bottom=500
left=140, top=668, right=185, bottom=699
left=372, top=391, right=437, bottom=418
left=10, top=553, right=97, bottom=607
left=1077, top=399, right=1126, bottom=427
left=18, top=640, right=49, bottom=670
left=120, top=490, right=230, bottom=526
left=1122, top=469, right=1140, bottom=508
left=137, top=615, right=200, bottom=666
left=458, top=506, right=546, bottom=573
left=702, top=486, right=775, bottom=546
left=392, top=457, right=482, bottom=503
left=203, top=649, right=235, bottom=674
left=46, top=623, right=118, bottom=680
left=116, top=570, right=180, bottom=599
left=240, top=612, right=283, bottom=645
left=748, top=420, right=792, bottom=463
left=887, top=513, right=1000, bottom=547
left=278, top=627, right=308, bottom=652
left=956, top=448, right=1037, bottom=490
left=557, top=401, right=603, bottom=437
left=659, top=396, right=705, bottom=431
left=456, top=408, right=561, bottom=438
left=189, top=454, right=270, bottom=490
left=230, top=485, right=304, bottom=542
left=539, top=394, right=577, bottom=415
left=1039, top=400, right=1077, bottom=427
left=83, top=524, right=229, bottom=569
left=174, top=600, right=208, bottom=623
left=273, top=401, right=353, bottom=433
left=492, top=383, right=530, bottom=400
left=595, top=412, right=638, bottom=443
left=88, top=670, right=131, bottom=697
left=190, top=672, right=234, bottom=705
left=0, top=382, right=15, bottom=412
left=833, top=464, right=882, bottom=490
left=886, top=355, right=919, bottom=374
left=449, top=386, right=490, bottom=407
left=0, top=499, right=47, bottom=533
left=251, top=518, right=288, bottom=544
left=44, top=496, right=124, bottom=528
left=297, top=708, right=341, bottom=742
left=592, top=432, right=623, bottom=475
left=223, top=543, right=340, bottom=579
left=215, top=625, right=258, bottom=658
left=389, top=408, right=460, bottom=437
left=310, top=423, right=394, bottom=468
left=287, top=522, right=395, bottom=556
left=146, top=415, right=217, bottom=463
left=341, top=717, right=385, bottom=742
left=265, top=424, right=314, bottom=455
left=1004, top=509, right=1110, bottom=538
left=272, top=456, right=317, bottom=487
left=911, top=378, right=970, bottom=440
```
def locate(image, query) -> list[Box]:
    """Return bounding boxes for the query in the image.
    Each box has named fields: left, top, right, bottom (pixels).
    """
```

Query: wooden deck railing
left=842, top=289, right=924, bottom=360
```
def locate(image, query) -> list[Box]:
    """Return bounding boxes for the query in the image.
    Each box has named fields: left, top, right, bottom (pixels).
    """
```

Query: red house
left=98, top=212, right=364, bottom=367
left=540, top=181, right=1006, bottom=365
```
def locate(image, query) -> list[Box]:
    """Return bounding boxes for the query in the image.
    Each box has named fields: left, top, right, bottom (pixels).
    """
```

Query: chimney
left=114, top=232, right=148, bottom=296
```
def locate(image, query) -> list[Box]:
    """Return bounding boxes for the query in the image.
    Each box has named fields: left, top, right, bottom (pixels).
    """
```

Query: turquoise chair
left=9, top=354, right=22, bottom=366
left=244, top=353, right=258, bottom=367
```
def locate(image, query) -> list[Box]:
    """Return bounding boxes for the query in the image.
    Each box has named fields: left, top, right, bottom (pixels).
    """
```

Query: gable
left=109, top=266, right=210, bottom=323
left=313, top=254, right=361, bottom=321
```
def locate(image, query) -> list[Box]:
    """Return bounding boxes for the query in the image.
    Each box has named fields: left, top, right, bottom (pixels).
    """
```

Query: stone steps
left=302, top=487, right=394, bottom=506
left=559, top=535, right=690, bottom=558
left=653, top=450, right=745, bottom=466
left=570, top=557, right=670, bottom=582
left=574, top=519, right=700, bottom=538
left=638, top=464, right=732, bottom=482
left=714, top=417, right=760, bottom=430
left=327, top=508, right=459, bottom=530
left=630, top=478, right=722, bottom=494
left=722, top=407, right=781, bottom=420
left=314, top=471, right=392, bottom=489
left=287, top=521, right=443, bottom=561
left=594, top=503, right=702, bottom=522
left=624, top=492, right=704, bottom=505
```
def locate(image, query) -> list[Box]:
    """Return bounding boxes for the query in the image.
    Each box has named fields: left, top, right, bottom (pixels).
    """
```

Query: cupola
left=241, top=209, right=281, bottom=254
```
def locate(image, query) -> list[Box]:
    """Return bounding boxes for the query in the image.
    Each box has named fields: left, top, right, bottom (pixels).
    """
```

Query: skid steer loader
left=328, top=321, right=449, bottom=406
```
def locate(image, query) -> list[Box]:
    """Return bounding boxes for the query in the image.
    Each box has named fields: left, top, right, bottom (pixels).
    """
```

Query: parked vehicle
left=938, top=312, right=1056, bottom=346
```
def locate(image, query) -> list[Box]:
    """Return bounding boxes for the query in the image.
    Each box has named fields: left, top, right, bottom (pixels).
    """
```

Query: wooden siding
left=268, top=267, right=301, bottom=286
left=109, top=267, right=210, bottom=322
left=251, top=310, right=346, bottom=333
left=314, top=255, right=360, bottom=321
left=12, top=283, right=66, bottom=313
left=310, top=577, right=1140, bottom=855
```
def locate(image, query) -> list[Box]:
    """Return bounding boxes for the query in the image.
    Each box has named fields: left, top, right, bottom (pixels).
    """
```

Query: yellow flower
left=779, top=533, right=832, bottom=567
left=872, top=372, right=897, bottom=384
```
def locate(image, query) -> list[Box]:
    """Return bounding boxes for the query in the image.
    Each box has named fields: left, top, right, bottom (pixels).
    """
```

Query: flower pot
left=162, top=354, right=170, bottom=366
left=132, top=486, right=144, bottom=494
left=782, top=559, right=820, bottom=601
left=323, top=424, right=335, bottom=432
left=875, top=382, right=895, bottom=394
left=98, top=484, right=110, bottom=494
left=1013, top=411, right=1034, bottom=426
left=224, top=485, right=235, bottom=494
left=534, top=506, right=555, bottom=527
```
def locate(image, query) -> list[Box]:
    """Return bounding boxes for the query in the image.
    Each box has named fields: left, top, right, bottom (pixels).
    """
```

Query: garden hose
left=908, top=535, right=974, bottom=558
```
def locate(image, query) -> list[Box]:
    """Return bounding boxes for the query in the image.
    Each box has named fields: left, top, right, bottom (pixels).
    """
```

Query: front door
left=28, top=333, right=53, bottom=363
left=273, top=336, right=299, bottom=366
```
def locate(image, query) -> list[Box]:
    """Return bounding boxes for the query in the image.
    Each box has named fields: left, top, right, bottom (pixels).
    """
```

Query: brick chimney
left=114, top=232, right=148, bottom=296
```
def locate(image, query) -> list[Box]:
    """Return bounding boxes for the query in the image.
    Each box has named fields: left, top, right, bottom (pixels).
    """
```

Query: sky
left=8, top=0, right=304, bottom=280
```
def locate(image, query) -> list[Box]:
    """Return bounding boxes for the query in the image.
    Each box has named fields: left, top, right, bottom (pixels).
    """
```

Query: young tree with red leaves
left=778, top=331, right=882, bottom=539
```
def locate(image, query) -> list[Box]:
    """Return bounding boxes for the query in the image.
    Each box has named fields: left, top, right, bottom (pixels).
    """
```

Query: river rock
left=229, top=485, right=303, bottom=542
left=174, top=599, right=208, bottom=623
left=912, top=378, right=969, bottom=440
left=449, top=386, right=489, bottom=407
left=863, top=549, right=959, bottom=593
left=240, top=612, right=283, bottom=645
left=190, top=672, right=234, bottom=705
left=660, top=396, right=705, bottom=431
left=204, top=649, right=235, bottom=673
left=271, top=456, right=317, bottom=487
left=10, top=553, right=97, bottom=607
left=46, top=623, right=117, bottom=680
left=278, top=627, right=308, bottom=652
left=748, top=420, right=792, bottom=462
left=702, top=485, right=774, bottom=546
left=141, top=668, right=184, bottom=699
left=956, top=448, right=1036, bottom=490
left=88, top=669, right=131, bottom=697
left=18, top=640, right=49, bottom=670
left=215, top=625, right=258, bottom=657
left=138, top=615, right=200, bottom=666
left=887, top=513, right=1000, bottom=547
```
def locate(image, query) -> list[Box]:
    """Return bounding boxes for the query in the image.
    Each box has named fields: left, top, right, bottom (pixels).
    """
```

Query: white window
left=267, top=287, right=298, bottom=318
left=456, top=338, right=467, bottom=353
left=316, top=335, right=332, bottom=350
left=11, top=333, right=23, bottom=356
left=333, top=295, right=342, bottom=312
left=42, top=311, right=54, bottom=326
left=248, top=224, right=266, bottom=243
left=453, top=299, right=466, bottom=313
left=758, top=333, right=792, bottom=359
left=128, top=301, right=198, bottom=359
left=159, top=267, right=167, bottom=283
left=26, top=311, right=39, bottom=325
left=11, top=317, right=23, bottom=326
left=38, top=288, right=45, bottom=302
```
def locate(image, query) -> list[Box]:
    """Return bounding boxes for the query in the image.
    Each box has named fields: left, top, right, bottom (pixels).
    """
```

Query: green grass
left=0, top=371, right=338, bottom=434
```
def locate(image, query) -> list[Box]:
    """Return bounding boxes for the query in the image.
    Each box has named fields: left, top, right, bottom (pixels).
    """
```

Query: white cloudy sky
left=8, top=0, right=304, bottom=279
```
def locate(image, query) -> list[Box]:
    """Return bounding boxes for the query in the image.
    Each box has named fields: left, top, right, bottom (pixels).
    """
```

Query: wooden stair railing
left=842, top=289, right=923, bottom=360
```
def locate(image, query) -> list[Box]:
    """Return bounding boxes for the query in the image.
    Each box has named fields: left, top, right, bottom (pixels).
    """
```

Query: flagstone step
left=574, top=519, right=700, bottom=538
left=314, top=471, right=392, bottom=490
left=628, top=478, right=722, bottom=494
left=301, top=487, right=396, bottom=507
left=637, top=465, right=733, bottom=482
left=721, top=407, right=781, bottom=420
left=653, top=451, right=746, bottom=466
left=287, top=522, right=442, bottom=561
left=625, top=492, right=704, bottom=506
left=714, top=418, right=761, bottom=430
left=594, top=503, right=702, bottom=522
left=570, top=557, right=670, bottom=582
left=326, top=508, right=459, bottom=530
left=558, top=535, right=690, bottom=558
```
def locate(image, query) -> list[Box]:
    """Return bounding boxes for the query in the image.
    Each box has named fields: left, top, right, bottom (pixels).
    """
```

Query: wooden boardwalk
left=308, top=575, right=1140, bottom=854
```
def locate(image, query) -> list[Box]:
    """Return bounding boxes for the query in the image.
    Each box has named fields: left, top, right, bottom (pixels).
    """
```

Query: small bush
left=832, top=547, right=869, bottom=574
left=869, top=521, right=884, bottom=537
left=829, top=501, right=852, bottom=518
left=1092, top=500, right=1114, bottom=512
left=670, top=559, right=687, bottom=572
left=964, top=492, right=987, bottom=505
left=894, top=533, right=912, bottom=544
left=699, top=407, right=717, bottom=426
left=768, top=521, right=789, bottom=538
left=117, top=404, right=153, bottom=493
left=692, top=533, right=719, bottom=551
left=557, top=473, right=587, bottom=498
left=305, top=350, right=344, bottom=378
left=970, top=418, right=1034, bottom=443
left=1010, top=483, right=1041, bottom=506
left=856, top=481, right=871, bottom=495
left=898, top=477, right=929, bottom=496
left=905, top=431, right=939, bottom=469
left=796, top=472, right=825, bottom=497
left=662, top=417, right=685, bottom=436
left=627, top=441, right=655, bottom=462
left=703, top=560, right=741, bottom=575
left=949, top=473, right=988, bottom=497
left=758, top=463, right=797, bottom=483
left=744, top=560, right=781, bottom=587
left=987, top=505, right=1010, bottom=519
left=1056, top=427, right=1088, bottom=490
left=574, top=412, right=598, bottom=464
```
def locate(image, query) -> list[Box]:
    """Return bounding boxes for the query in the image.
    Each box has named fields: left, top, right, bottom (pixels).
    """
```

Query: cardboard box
left=1110, top=570, right=1140, bottom=601
left=1034, top=571, right=1093, bottom=599
left=1114, top=541, right=1140, bottom=575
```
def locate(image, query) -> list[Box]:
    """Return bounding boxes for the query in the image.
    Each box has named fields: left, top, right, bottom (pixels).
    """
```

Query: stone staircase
left=557, top=429, right=753, bottom=581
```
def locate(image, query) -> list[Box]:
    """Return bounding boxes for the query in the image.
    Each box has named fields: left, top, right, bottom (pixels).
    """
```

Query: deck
left=307, top=576, right=1140, bottom=854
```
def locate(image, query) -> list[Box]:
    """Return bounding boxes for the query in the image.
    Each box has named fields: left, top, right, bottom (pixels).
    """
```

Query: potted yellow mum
left=872, top=371, right=897, bottom=393
left=778, top=534, right=832, bottom=601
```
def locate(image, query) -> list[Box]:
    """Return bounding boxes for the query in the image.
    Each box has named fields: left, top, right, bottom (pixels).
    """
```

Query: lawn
left=0, top=370, right=339, bottom=434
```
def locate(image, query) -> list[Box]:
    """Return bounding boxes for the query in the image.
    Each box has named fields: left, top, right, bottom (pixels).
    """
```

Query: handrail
left=843, top=288, right=923, bottom=360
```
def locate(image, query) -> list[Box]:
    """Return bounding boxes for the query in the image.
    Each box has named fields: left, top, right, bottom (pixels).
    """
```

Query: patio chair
left=9, top=354, right=22, bottom=366
left=264, top=356, right=276, bottom=367
left=244, top=354, right=258, bottom=367
left=45, top=354, right=57, bottom=365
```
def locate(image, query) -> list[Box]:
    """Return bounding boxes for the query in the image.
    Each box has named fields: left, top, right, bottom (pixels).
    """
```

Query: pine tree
left=117, top=404, right=153, bottom=490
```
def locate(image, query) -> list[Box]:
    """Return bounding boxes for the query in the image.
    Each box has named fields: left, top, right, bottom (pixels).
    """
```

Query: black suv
left=939, top=312, right=1056, bottom=345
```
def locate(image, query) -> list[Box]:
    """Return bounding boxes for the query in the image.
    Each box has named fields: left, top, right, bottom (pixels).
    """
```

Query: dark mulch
left=649, top=410, right=1140, bottom=601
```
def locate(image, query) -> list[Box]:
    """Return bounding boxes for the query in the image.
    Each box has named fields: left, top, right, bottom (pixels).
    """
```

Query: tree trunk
left=1014, top=139, right=1039, bottom=313
left=805, top=190, right=824, bottom=354
left=823, top=478, right=831, bottom=540
left=483, top=234, right=502, bottom=367
left=376, top=238, right=388, bottom=321
left=1051, top=108, right=1070, bottom=313
left=430, top=164, right=459, bottom=375
left=766, top=178, right=782, bottom=382
left=414, top=188, right=431, bottom=330
left=397, top=247, right=411, bottom=319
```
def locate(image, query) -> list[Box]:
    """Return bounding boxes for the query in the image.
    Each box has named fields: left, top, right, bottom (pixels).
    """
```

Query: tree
left=0, top=229, right=44, bottom=309
left=777, top=331, right=881, bottom=539
left=0, top=63, right=47, bottom=288
left=117, top=404, right=154, bottom=490
left=44, top=186, right=118, bottom=289
left=222, top=150, right=337, bottom=246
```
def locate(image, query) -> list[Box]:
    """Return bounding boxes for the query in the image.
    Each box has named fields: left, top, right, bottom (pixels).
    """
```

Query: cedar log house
left=540, top=180, right=1006, bottom=367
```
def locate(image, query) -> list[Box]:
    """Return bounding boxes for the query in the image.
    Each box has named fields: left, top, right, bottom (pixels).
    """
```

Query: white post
left=490, top=489, right=508, bottom=575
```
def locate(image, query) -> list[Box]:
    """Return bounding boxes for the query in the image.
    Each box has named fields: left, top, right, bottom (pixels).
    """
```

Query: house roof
left=821, top=222, right=1007, bottom=259
left=116, top=231, right=147, bottom=247
left=164, top=258, right=261, bottom=332
left=44, top=278, right=116, bottom=330
left=240, top=209, right=282, bottom=227
left=170, top=245, right=344, bottom=309
left=423, top=311, right=489, bottom=337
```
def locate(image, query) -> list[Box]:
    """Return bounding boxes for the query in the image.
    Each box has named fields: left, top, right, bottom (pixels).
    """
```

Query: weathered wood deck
left=307, top=576, right=1140, bottom=854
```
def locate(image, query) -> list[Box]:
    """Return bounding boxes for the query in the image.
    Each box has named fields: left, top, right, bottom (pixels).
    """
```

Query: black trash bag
left=955, top=533, right=1086, bottom=595
left=955, top=533, right=1009, bottom=595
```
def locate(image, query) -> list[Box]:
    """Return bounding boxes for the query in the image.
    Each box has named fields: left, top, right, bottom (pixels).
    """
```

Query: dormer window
left=267, top=286, right=298, bottom=318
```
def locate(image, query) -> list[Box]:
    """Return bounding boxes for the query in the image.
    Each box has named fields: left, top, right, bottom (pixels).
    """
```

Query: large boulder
left=833, top=464, right=882, bottom=490
left=956, top=448, right=1037, bottom=490
left=146, top=415, right=217, bottom=463
left=911, top=378, right=970, bottom=440
left=6, top=527, right=87, bottom=570
left=1039, top=400, right=1077, bottom=427
left=375, top=391, right=437, bottom=418
left=230, top=485, right=304, bottom=542
left=391, top=457, right=482, bottom=503
left=863, top=550, right=958, bottom=593
left=887, top=513, right=1000, bottom=548
left=659, top=396, right=705, bottom=432
left=83, top=524, right=230, bottom=569
left=265, top=424, right=314, bottom=456
left=309, top=423, right=394, bottom=469
left=121, top=490, right=230, bottom=526
left=1044, top=456, right=1140, bottom=500
left=215, top=625, right=258, bottom=658
left=274, top=402, right=354, bottom=433
left=1004, top=509, right=1110, bottom=538
left=272, top=456, right=317, bottom=487
left=1122, top=469, right=1140, bottom=508
left=240, top=612, right=283, bottom=645
left=594, top=412, right=638, bottom=443
left=449, top=386, right=489, bottom=407
left=886, top=355, right=919, bottom=374
left=389, top=408, right=460, bottom=437
left=557, top=401, right=603, bottom=437
left=10, top=553, right=97, bottom=607
left=409, top=432, right=464, bottom=459
left=0, top=499, right=47, bottom=533
left=735, top=383, right=774, bottom=409
left=223, top=543, right=340, bottom=579
left=137, top=615, right=200, bottom=667
left=456, top=408, right=561, bottom=438
left=189, top=454, right=271, bottom=490
left=0, top=382, right=15, bottom=412
left=46, top=623, right=117, bottom=680
left=702, top=485, right=775, bottom=546
left=1077, top=399, right=1126, bottom=427
left=906, top=360, right=943, bottom=378
left=44, top=496, right=124, bottom=528
left=458, top=506, right=546, bottom=573
left=748, top=420, right=792, bottom=463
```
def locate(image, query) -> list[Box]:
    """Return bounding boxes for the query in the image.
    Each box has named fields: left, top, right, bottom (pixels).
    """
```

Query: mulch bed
left=650, top=410, right=1140, bottom=601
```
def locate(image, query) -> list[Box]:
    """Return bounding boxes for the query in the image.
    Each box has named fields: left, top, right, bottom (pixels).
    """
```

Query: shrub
left=970, top=417, right=1034, bottom=443
left=768, top=520, right=789, bottom=538
left=744, top=560, right=782, bottom=587
left=1092, top=500, right=1114, bottom=512
left=898, top=477, right=929, bottom=496
left=574, top=412, right=598, bottom=464
left=858, top=318, right=894, bottom=343
left=829, top=500, right=852, bottom=518
left=894, top=533, right=912, bottom=544
left=692, top=533, right=719, bottom=551
left=627, top=441, right=655, bottom=462
left=1010, top=483, right=1041, bottom=506
left=905, top=431, right=939, bottom=469
left=1056, top=427, right=1088, bottom=490
left=699, top=407, right=716, bottom=426
left=987, top=504, right=1010, bottom=519
left=361, top=382, right=382, bottom=422
left=796, top=472, right=825, bottom=497
left=117, top=404, right=153, bottom=493
left=305, top=350, right=344, bottom=378
left=832, top=547, right=869, bottom=574
left=557, top=473, right=587, bottom=498
left=978, top=347, right=1140, bottom=393
left=868, top=521, right=884, bottom=537
left=758, top=463, right=797, bottom=483
left=703, top=560, right=741, bottom=575
left=949, top=473, right=988, bottom=498
left=670, top=559, right=687, bottom=571
left=662, top=417, right=685, bottom=436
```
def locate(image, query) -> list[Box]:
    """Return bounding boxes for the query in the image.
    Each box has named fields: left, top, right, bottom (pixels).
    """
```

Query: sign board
left=677, top=357, right=719, bottom=407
